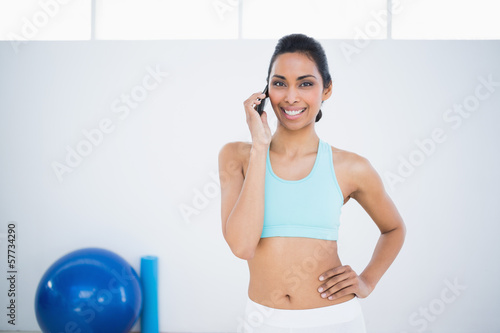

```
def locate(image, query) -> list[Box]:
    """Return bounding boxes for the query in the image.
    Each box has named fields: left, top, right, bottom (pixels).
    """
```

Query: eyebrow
left=272, top=74, right=317, bottom=81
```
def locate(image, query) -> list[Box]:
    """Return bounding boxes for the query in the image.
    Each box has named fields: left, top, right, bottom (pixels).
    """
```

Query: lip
left=281, top=107, right=306, bottom=120
left=282, top=106, right=306, bottom=111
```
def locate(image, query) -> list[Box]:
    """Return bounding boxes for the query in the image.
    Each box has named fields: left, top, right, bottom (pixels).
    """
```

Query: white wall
left=0, top=39, right=499, bottom=332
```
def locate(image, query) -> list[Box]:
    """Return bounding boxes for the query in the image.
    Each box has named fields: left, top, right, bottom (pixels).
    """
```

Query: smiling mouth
left=281, top=107, right=306, bottom=116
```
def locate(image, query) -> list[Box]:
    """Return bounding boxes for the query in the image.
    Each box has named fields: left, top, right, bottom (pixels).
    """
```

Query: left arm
left=317, top=154, right=406, bottom=300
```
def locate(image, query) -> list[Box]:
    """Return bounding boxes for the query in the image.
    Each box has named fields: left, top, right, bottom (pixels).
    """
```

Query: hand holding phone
left=245, top=85, right=272, bottom=147
left=256, top=85, right=269, bottom=116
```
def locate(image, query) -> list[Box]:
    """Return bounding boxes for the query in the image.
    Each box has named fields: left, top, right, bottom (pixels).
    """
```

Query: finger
left=245, top=106, right=260, bottom=120
left=322, top=277, right=356, bottom=297
left=330, top=277, right=357, bottom=294
left=320, top=281, right=352, bottom=299
left=256, top=91, right=266, bottom=99
left=251, top=99, right=263, bottom=110
left=244, top=92, right=267, bottom=105
left=327, top=286, right=357, bottom=301
left=325, top=273, right=362, bottom=298
left=318, top=266, right=346, bottom=281
left=319, top=265, right=352, bottom=281
left=318, top=271, right=352, bottom=294
left=318, top=266, right=353, bottom=289
left=330, top=269, right=357, bottom=287
left=246, top=101, right=264, bottom=115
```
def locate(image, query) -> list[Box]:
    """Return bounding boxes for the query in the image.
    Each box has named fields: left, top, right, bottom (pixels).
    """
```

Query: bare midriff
left=247, top=236, right=356, bottom=310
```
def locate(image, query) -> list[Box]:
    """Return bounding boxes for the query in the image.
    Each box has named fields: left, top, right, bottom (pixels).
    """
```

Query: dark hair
left=266, top=34, right=332, bottom=122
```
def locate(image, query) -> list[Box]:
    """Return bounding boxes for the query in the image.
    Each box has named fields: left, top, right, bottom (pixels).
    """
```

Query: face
left=268, top=52, right=332, bottom=127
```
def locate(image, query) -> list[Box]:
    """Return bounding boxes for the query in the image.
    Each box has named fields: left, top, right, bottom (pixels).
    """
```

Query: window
left=0, top=0, right=498, bottom=40
left=0, top=0, right=91, bottom=40
left=241, top=0, right=387, bottom=39
left=95, top=0, right=238, bottom=39
left=392, top=0, right=500, bottom=39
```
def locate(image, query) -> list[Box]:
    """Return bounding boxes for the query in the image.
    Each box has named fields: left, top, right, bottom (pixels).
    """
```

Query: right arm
left=218, top=90, right=272, bottom=260
left=218, top=143, right=268, bottom=260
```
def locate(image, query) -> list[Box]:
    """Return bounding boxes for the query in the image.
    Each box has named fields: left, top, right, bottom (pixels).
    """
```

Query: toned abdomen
left=247, top=237, right=356, bottom=310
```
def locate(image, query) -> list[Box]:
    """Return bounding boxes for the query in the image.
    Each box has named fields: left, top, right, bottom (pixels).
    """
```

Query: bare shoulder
left=328, top=144, right=381, bottom=200
left=218, top=141, right=252, bottom=161
left=218, top=141, right=252, bottom=176
left=329, top=144, right=371, bottom=173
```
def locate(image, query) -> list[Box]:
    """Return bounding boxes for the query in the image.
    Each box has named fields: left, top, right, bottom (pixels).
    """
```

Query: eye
left=300, top=81, right=313, bottom=87
left=272, top=81, right=286, bottom=87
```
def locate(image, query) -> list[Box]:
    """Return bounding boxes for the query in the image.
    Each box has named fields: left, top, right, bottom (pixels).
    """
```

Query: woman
left=218, top=34, right=406, bottom=332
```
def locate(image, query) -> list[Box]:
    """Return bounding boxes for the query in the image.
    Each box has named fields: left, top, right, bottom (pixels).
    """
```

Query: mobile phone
left=256, top=85, right=269, bottom=116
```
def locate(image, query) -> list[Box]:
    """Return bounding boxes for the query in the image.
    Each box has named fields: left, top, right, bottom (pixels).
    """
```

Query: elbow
left=381, top=220, right=406, bottom=244
left=223, top=222, right=258, bottom=260
left=402, top=223, right=407, bottom=246
left=225, top=235, right=256, bottom=260
left=394, top=220, right=407, bottom=248
left=399, top=219, right=407, bottom=240
left=233, top=247, right=255, bottom=260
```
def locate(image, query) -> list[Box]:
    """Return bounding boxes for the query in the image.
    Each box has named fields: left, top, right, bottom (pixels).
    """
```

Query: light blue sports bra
left=262, top=138, right=344, bottom=241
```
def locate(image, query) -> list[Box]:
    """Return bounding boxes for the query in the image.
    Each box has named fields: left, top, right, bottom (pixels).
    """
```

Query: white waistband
left=244, top=295, right=363, bottom=328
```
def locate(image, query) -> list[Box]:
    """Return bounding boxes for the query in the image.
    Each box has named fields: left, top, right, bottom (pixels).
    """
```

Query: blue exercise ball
left=35, top=248, right=143, bottom=333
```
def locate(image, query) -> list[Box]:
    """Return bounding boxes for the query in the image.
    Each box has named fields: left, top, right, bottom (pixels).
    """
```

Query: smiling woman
left=218, top=33, right=406, bottom=332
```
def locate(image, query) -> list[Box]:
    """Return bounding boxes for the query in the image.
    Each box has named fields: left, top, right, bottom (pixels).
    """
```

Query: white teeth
left=284, top=108, right=305, bottom=116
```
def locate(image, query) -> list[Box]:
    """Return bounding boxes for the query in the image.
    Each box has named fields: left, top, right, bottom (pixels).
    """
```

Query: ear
left=322, top=81, right=333, bottom=101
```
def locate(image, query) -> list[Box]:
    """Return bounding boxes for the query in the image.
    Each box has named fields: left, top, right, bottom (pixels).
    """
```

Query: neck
left=270, top=124, right=319, bottom=157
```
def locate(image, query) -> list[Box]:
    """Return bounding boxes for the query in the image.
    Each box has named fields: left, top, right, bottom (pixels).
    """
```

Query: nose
left=285, top=86, right=300, bottom=104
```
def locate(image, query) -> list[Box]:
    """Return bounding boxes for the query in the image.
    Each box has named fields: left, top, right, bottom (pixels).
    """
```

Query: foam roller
left=140, top=255, right=159, bottom=333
